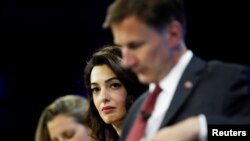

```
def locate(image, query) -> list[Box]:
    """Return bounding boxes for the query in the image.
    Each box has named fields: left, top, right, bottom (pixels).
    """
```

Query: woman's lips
left=102, top=106, right=115, bottom=114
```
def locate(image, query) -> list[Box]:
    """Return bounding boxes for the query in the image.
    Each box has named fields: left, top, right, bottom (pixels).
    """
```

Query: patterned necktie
left=126, top=85, right=162, bottom=141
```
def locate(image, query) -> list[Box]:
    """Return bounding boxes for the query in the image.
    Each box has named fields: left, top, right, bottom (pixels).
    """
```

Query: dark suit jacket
left=120, top=55, right=250, bottom=141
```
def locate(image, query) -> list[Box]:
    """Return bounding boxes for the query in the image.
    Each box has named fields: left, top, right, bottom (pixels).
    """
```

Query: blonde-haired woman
left=35, top=95, right=92, bottom=141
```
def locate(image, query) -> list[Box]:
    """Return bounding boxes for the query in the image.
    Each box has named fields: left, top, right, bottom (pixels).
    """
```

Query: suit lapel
left=160, top=56, right=207, bottom=128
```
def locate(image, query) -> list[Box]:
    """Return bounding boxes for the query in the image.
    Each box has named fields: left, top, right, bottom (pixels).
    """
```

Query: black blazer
left=120, top=55, right=250, bottom=141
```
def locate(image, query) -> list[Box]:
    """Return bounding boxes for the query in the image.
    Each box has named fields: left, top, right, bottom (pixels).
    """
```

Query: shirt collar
left=149, top=50, right=193, bottom=93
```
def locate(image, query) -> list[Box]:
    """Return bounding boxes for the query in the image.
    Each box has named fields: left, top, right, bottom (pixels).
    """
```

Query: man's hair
left=103, top=0, right=186, bottom=30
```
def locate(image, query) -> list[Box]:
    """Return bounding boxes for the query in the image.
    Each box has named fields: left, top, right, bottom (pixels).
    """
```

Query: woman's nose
left=100, top=88, right=110, bottom=102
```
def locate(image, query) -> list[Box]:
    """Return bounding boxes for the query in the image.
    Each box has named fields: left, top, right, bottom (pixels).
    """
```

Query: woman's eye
left=110, top=83, right=122, bottom=89
left=63, top=131, right=75, bottom=139
left=91, top=87, right=100, bottom=94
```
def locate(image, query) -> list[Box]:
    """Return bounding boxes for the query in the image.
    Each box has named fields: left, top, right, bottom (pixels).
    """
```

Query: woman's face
left=47, top=114, right=91, bottom=141
left=90, top=64, right=127, bottom=125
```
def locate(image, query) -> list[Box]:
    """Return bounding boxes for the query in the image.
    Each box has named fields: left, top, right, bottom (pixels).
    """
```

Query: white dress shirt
left=142, top=50, right=207, bottom=141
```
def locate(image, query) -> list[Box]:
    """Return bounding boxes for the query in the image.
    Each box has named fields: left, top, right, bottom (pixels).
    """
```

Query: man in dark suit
left=103, top=0, right=250, bottom=140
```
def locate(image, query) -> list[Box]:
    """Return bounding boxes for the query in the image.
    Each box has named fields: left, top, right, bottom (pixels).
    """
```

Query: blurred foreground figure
left=103, top=0, right=250, bottom=140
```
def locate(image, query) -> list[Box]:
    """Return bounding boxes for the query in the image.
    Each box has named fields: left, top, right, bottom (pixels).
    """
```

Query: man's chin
left=137, top=74, right=151, bottom=84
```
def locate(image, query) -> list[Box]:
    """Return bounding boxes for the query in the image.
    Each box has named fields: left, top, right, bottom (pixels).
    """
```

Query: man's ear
left=166, top=20, right=183, bottom=48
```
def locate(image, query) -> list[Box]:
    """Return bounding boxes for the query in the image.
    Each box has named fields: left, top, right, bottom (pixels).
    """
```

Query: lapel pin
left=184, top=81, right=193, bottom=89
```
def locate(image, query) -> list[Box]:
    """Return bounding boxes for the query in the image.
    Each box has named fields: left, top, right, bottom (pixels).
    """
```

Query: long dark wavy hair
left=84, top=45, right=148, bottom=141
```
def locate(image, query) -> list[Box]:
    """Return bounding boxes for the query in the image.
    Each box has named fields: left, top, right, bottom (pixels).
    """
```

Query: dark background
left=0, top=0, right=249, bottom=140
